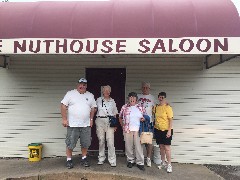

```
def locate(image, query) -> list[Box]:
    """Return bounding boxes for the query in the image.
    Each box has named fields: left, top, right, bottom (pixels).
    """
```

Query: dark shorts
left=65, top=126, right=91, bottom=150
left=154, top=128, right=173, bottom=145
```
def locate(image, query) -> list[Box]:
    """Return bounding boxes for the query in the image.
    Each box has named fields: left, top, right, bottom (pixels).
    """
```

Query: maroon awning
left=0, top=0, right=240, bottom=39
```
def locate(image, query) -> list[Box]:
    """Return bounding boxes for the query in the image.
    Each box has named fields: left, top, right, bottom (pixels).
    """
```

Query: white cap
left=78, top=78, right=87, bottom=83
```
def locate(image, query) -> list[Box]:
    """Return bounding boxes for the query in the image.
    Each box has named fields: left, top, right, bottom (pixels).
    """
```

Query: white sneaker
left=167, top=164, right=172, bottom=173
left=97, top=161, right=104, bottom=165
left=146, top=157, right=151, bottom=167
left=110, top=162, right=116, bottom=167
left=157, top=162, right=167, bottom=169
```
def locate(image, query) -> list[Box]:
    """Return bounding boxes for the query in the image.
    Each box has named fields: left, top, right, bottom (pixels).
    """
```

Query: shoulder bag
left=102, top=98, right=118, bottom=127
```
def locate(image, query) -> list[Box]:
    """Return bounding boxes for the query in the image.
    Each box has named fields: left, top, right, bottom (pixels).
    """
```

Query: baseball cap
left=78, top=78, right=87, bottom=83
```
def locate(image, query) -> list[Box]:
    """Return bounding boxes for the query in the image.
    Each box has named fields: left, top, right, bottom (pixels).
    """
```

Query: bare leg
left=81, top=147, right=88, bottom=157
left=165, top=145, right=171, bottom=164
left=66, top=147, right=72, bottom=158
left=147, top=144, right=153, bottom=158
left=159, top=144, right=166, bottom=163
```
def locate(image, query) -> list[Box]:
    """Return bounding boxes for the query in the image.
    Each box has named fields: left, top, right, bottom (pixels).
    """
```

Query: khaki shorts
left=65, top=127, right=91, bottom=150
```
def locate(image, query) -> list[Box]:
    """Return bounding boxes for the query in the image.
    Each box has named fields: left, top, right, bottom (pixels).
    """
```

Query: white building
left=0, top=0, right=240, bottom=165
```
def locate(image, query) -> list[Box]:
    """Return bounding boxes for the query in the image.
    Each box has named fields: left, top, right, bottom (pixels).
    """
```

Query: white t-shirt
left=129, top=105, right=143, bottom=131
left=61, top=89, right=97, bottom=127
left=138, top=94, right=157, bottom=123
left=96, top=97, right=118, bottom=117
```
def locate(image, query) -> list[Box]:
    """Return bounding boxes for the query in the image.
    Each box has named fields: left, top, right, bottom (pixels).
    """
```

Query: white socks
left=82, top=156, right=87, bottom=159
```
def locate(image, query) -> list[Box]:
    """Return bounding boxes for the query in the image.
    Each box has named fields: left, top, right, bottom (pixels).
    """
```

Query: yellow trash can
left=28, top=143, right=43, bottom=162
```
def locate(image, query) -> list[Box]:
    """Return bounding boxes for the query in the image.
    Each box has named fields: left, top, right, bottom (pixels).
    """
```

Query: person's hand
left=166, top=130, right=171, bottom=138
left=140, top=117, right=145, bottom=122
left=62, top=119, right=68, bottom=127
left=114, top=127, right=117, bottom=132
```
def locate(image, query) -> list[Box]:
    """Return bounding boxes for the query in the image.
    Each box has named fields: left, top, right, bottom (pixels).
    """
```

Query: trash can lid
left=28, top=143, right=42, bottom=146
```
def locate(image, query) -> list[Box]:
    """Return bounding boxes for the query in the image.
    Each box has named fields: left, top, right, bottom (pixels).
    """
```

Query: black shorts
left=154, top=128, right=173, bottom=145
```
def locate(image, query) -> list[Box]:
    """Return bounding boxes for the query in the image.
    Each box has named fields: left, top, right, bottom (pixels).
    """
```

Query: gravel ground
left=204, top=164, right=240, bottom=180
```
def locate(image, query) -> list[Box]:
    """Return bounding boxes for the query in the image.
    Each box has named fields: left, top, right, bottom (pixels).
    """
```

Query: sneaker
left=146, top=157, right=151, bottom=167
left=137, top=164, right=145, bottom=171
left=81, top=157, right=90, bottom=167
left=97, top=161, right=104, bottom=165
left=66, top=160, right=73, bottom=169
left=127, top=162, right=135, bottom=168
left=167, top=164, right=172, bottom=173
left=110, top=162, right=116, bottom=167
left=157, top=162, right=167, bottom=169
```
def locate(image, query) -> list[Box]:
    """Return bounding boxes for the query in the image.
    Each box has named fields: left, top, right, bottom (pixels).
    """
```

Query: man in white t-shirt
left=138, top=82, right=157, bottom=167
left=61, top=78, right=97, bottom=169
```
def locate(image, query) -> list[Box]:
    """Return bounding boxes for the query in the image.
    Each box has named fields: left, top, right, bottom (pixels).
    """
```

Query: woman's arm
left=166, top=117, right=173, bottom=138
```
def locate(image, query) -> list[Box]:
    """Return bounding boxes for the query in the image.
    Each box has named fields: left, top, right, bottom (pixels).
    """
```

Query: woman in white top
left=96, top=85, right=118, bottom=167
left=119, top=92, right=147, bottom=171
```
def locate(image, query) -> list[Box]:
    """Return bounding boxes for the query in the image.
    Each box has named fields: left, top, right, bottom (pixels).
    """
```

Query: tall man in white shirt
left=61, top=78, right=97, bottom=169
left=138, top=82, right=157, bottom=167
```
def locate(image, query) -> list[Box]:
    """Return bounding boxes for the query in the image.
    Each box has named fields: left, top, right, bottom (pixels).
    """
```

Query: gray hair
left=102, top=85, right=111, bottom=93
left=142, top=82, right=150, bottom=88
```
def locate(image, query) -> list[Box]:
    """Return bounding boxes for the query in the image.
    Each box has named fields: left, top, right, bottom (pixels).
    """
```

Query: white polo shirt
left=61, top=89, right=97, bottom=127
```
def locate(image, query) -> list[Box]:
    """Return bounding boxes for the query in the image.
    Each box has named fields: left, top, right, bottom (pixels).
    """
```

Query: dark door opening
left=86, top=68, right=126, bottom=152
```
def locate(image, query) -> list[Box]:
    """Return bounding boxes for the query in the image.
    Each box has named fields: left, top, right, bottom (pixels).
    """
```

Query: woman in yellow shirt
left=153, top=92, right=173, bottom=173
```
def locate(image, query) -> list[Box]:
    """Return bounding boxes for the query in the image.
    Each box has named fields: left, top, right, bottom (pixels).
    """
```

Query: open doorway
left=86, top=68, right=126, bottom=152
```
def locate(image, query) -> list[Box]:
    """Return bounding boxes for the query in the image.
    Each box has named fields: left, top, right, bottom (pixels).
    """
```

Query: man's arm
left=61, top=104, right=68, bottom=127
left=90, top=107, right=96, bottom=127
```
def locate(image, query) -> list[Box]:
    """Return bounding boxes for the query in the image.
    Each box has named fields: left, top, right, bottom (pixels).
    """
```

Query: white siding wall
left=0, top=55, right=239, bottom=165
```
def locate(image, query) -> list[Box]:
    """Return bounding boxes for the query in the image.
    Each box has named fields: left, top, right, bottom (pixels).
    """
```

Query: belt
left=97, top=116, right=108, bottom=118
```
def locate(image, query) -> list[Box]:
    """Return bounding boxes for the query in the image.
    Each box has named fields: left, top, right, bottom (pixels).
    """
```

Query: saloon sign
left=0, top=37, right=239, bottom=54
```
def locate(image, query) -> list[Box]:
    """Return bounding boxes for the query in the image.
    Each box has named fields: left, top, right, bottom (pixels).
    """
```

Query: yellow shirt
left=153, top=104, right=173, bottom=131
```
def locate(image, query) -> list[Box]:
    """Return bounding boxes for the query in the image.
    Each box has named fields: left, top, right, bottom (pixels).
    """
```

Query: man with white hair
left=95, top=85, right=118, bottom=167
left=138, top=82, right=157, bottom=167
